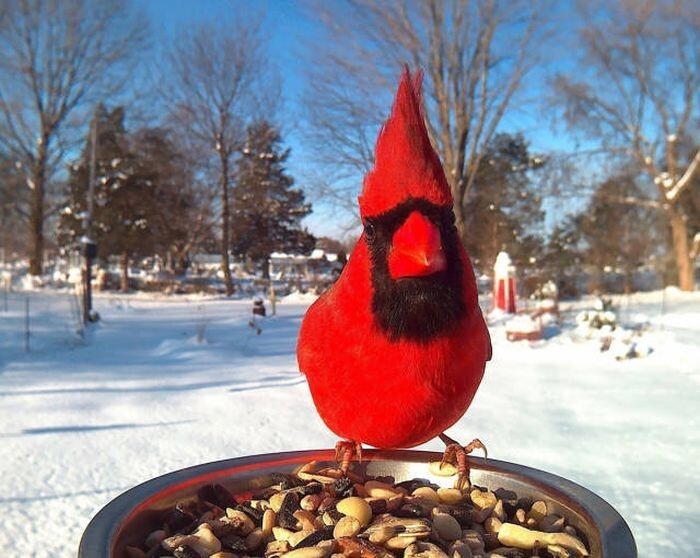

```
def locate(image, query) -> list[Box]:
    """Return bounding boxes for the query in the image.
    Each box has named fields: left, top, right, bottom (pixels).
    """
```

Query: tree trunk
left=668, top=207, right=694, bottom=291
left=453, top=198, right=467, bottom=248
left=220, top=152, right=234, bottom=296
left=28, top=146, right=47, bottom=276
left=177, top=254, right=189, bottom=275
left=121, top=252, right=129, bottom=292
left=623, top=267, right=633, bottom=294
left=588, top=266, right=603, bottom=294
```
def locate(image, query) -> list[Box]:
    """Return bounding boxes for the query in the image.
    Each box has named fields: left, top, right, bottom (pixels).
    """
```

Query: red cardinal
left=297, top=68, right=491, bottom=476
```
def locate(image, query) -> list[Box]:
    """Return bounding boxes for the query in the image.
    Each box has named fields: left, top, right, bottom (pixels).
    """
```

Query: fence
left=0, top=287, right=84, bottom=358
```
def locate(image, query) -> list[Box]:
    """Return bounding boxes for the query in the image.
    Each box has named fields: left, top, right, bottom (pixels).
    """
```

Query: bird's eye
left=364, top=222, right=376, bottom=242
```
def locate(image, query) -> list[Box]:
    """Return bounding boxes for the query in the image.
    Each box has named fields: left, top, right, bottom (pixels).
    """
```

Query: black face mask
left=364, top=197, right=466, bottom=343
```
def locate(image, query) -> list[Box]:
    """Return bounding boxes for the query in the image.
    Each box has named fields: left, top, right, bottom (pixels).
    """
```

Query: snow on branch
left=603, top=194, right=661, bottom=209
left=665, top=149, right=700, bottom=203
left=691, top=232, right=700, bottom=260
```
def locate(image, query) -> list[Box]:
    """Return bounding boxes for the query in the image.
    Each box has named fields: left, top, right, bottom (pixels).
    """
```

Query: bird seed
left=127, top=461, right=590, bottom=558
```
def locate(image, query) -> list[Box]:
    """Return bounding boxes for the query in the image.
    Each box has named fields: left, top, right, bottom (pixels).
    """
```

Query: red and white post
left=493, top=251, right=517, bottom=314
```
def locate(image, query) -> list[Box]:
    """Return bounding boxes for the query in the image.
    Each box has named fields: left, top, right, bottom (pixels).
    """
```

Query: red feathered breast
left=297, top=240, right=490, bottom=449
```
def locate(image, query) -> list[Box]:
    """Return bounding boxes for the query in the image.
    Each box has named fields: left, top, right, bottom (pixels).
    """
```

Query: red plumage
left=359, top=69, right=452, bottom=217
left=297, top=68, right=491, bottom=449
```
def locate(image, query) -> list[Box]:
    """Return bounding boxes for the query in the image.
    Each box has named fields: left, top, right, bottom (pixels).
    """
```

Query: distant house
left=190, top=254, right=247, bottom=277
left=191, top=254, right=221, bottom=267
left=189, top=251, right=344, bottom=286
left=269, top=250, right=342, bottom=280
left=269, top=252, right=309, bottom=279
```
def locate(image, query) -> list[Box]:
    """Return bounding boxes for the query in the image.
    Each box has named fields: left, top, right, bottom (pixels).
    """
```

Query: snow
left=270, top=251, right=307, bottom=261
left=0, top=288, right=699, bottom=556
left=281, top=291, right=319, bottom=304
left=504, top=314, right=540, bottom=333
left=494, top=251, right=514, bottom=277
left=309, top=249, right=326, bottom=259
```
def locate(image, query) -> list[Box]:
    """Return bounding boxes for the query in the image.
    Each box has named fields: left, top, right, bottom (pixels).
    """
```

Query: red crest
left=358, top=67, right=453, bottom=218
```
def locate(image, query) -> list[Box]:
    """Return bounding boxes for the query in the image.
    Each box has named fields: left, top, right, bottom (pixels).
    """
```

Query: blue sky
left=140, top=0, right=343, bottom=235
left=141, top=1, right=315, bottom=113
left=137, top=0, right=584, bottom=239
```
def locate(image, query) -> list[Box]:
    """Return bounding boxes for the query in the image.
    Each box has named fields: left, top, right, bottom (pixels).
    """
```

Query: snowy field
left=0, top=287, right=698, bottom=557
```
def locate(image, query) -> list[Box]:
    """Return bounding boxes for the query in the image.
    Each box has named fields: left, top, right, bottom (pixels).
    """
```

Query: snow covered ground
left=0, top=287, right=698, bottom=557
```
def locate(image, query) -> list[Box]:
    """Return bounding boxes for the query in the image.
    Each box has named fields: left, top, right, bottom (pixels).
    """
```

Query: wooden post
left=270, top=280, right=277, bottom=316
left=268, top=261, right=276, bottom=316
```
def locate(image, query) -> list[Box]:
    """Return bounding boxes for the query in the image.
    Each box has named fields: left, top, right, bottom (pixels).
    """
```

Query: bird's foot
left=438, top=433, right=487, bottom=490
left=334, top=440, right=363, bottom=476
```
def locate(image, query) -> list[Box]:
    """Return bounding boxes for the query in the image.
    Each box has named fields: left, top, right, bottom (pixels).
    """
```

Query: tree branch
left=666, top=149, right=700, bottom=203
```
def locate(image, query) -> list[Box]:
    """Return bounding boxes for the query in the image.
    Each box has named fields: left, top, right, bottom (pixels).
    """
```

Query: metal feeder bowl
left=79, top=449, right=636, bottom=557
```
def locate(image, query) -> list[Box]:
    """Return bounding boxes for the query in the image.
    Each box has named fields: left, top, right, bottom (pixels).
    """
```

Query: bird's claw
left=438, top=433, right=487, bottom=489
left=334, top=440, right=362, bottom=476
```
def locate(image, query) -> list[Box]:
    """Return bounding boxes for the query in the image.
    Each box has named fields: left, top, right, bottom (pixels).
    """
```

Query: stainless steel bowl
left=79, top=449, right=636, bottom=557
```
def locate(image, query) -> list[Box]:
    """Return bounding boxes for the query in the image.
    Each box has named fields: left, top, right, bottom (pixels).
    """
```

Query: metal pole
left=83, top=115, right=97, bottom=324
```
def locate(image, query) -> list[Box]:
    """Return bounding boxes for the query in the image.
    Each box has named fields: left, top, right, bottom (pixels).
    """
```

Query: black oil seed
left=220, top=533, right=248, bottom=553
left=236, top=501, right=263, bottom=524
left=302, top=481, right=324, bottom=495
left=173, top=545, right=201, bottom=558
left=395, top=503, right=428, bottom=518
left=295, top=526, right=335, bottom=548
left=333, top=477, right=355, bottom=498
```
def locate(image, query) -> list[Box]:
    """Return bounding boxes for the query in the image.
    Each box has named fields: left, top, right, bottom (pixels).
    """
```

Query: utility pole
left=82, top=116, right=98, bottom=324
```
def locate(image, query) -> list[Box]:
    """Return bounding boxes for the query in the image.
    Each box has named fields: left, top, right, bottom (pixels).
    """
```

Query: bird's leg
left=438, top=433, right=487, bottom=490
left=334, top=440, right=363, bottom=476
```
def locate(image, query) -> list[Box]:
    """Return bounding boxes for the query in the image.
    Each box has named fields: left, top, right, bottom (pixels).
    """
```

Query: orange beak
left=388, top=210, right=447, bottom=279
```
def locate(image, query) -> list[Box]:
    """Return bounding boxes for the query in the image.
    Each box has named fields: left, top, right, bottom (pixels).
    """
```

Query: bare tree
left=579, top=172, right=664, bottom=293
left=552, top=0, right=699, bottom=291
left=0, top=0, right=147, bottom=275
left=303, top=0, right=551, bottom=238
left=163, top=20, right=277, bottom=296
left=0, top=151, right=27, bottom=260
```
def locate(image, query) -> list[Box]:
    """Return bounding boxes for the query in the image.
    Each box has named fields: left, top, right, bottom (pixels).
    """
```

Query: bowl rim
left=79, top=449, right=636, bottom=558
